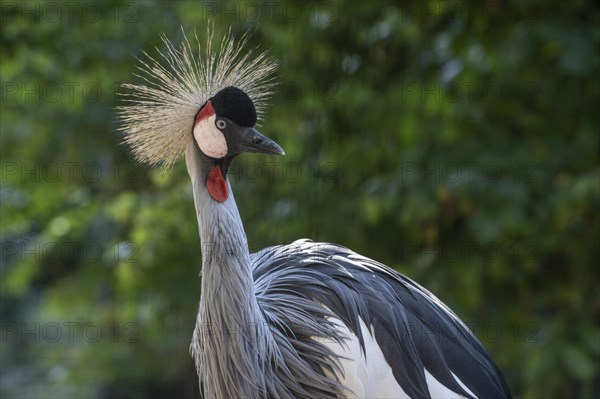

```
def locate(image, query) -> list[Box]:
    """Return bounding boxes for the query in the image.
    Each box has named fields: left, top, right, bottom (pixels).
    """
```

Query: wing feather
left=252, top=239, right=511, bottom=399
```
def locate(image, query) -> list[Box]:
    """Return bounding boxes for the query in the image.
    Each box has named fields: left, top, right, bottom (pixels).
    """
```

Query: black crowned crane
left=118, top=30, right=512, bottom=399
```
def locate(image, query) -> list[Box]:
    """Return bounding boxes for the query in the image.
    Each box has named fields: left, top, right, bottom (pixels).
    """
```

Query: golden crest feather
left=117, top=27, right=277, bottom=169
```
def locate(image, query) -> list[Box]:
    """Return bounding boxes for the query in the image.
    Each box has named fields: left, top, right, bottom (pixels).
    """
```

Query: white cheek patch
left=193, top=114, right=228, bottom=158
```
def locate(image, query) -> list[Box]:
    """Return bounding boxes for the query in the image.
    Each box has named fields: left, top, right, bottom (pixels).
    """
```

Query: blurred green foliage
left=1, top=0, right=599, bottom=398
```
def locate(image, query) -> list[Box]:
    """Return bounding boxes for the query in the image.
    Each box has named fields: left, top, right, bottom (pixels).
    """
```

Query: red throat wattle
left=206, top=165, right=228, bottom=203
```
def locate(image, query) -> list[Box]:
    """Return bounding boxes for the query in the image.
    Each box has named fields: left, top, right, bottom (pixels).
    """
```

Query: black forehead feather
left=210, top=86, right=257, bottom=127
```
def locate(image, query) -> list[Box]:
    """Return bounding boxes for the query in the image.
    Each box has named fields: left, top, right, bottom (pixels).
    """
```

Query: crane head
left=194, top=86, right=284, bottom=159
left=117, top=28, right=278, bottom=171
left=193, top=86, right=284, bottom=202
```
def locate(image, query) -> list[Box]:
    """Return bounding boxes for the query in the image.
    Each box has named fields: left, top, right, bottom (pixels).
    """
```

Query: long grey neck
left=185, top=140, right=270, bottom=398
left=185, top=140, right=251, bottom=285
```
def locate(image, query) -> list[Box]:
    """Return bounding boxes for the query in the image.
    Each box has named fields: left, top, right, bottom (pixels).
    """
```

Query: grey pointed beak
left=239, top=127, right=285, bottom=156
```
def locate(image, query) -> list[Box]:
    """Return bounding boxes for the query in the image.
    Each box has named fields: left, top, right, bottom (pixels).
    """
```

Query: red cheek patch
left=206, top=165, right=228, bottom=203
left=196, top=100, right=215, bottom=124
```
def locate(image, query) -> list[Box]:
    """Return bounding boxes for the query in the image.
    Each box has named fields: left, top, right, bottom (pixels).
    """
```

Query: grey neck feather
left=185, top=140, right=273, bottom=398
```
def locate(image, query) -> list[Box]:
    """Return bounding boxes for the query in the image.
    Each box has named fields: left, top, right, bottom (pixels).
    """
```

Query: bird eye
left=216, top=119, right=227, bottom=130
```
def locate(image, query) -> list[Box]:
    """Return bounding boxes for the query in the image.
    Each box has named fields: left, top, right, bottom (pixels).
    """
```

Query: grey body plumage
left=119, top=28, right=511, bottom=399
left=251, top=240, right=511, bottom=398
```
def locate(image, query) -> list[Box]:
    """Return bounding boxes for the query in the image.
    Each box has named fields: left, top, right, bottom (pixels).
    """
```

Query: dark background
left=1, top=1, right=598, bottom=397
